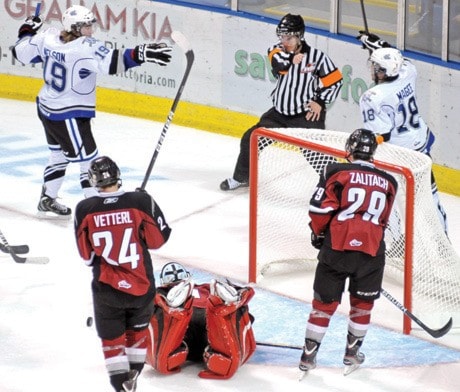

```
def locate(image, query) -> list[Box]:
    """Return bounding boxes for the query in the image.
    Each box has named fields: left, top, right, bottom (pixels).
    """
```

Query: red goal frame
left=248, top=127, right=416, bottom=335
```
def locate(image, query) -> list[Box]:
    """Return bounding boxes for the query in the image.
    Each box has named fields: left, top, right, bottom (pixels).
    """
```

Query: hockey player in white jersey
left=12, top=5, right=172, bottom=218
left=357, top=33, right=448, bottom=235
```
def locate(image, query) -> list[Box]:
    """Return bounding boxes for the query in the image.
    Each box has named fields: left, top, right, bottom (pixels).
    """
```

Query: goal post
left=248, top=127, right=459, bottom=335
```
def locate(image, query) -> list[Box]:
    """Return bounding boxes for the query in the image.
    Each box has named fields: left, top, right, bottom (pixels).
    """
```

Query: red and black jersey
left=309, top=161, right=398, bottom=256
left=75, top=190, right=171, bottom=297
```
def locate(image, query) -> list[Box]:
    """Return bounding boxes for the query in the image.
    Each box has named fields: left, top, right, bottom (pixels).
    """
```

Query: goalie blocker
left=146, top=263, right=256, bottom=379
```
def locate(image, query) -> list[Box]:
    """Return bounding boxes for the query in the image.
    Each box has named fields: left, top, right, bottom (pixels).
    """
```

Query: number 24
left=92, top=228, right=140, bottom=269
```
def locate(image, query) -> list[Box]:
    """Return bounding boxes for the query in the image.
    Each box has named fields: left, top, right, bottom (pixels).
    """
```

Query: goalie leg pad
left=199, top=347, right=232, bottom=379
left=146, top=289, right=193, bottom=374
left=199, top=283, right=256, bottom=379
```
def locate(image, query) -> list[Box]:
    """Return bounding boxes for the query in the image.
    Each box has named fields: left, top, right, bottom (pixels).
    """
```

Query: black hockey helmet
left=276, top=14, right=305, bottom=39
left=345, top=129, right=378, bottom=161
left=88, top=156, right=121, bottom=188
left=160, top=262, right=191, bottom=285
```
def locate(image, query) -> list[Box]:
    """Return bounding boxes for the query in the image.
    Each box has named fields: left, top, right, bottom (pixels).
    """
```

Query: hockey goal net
left=248, top=127, right=460, bottom=334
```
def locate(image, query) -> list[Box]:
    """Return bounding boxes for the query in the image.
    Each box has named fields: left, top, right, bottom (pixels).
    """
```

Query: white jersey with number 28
left=359, top=59, right=431, bottom=153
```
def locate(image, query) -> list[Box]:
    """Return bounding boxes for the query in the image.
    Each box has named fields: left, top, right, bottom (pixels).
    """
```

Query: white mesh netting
left=252, top=128, right=460, bottom=328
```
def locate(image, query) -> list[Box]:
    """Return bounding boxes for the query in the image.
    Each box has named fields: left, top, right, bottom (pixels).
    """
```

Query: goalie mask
left=62, top=5, right=96, bottom=35
left=88, top=156, right=121, bottom=188
left=160, top=262, right=191, bottom=285
left=345, top=129, right=378, bottom=161
left=276, top=14, right=305, bottom=39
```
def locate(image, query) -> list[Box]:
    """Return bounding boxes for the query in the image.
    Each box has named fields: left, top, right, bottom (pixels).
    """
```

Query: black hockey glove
left=132, top=43, right=172, bottom=66
left=18, top=16, right=43, bottom=39
left=311, top=232, right=325, bottom=250
left=356, top=31, right=391, bottom=52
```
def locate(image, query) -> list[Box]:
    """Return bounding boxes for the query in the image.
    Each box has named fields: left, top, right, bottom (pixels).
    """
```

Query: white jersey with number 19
left=359, top=59, right=432, bottom=153
left=14, top=27, right=134, bottom=121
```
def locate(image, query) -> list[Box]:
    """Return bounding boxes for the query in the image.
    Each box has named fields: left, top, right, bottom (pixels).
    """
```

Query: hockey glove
left=132, top=43, right=172, bottom=66
left=356, top=31, right=391, bottom=52
left=18, top=16, right=43, bottom=39
left=311, top=232, right=325, bottom=250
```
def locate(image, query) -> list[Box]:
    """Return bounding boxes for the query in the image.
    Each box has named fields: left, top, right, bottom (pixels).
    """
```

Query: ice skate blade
left=298, top=369, right=309, bottom=381
left=343, top=364, right=360, bottom=376
left=37, top=211, right=72, bottom=220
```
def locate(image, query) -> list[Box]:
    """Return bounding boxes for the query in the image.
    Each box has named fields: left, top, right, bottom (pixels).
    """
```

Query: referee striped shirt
left=268, top=40, right=343, bottom=116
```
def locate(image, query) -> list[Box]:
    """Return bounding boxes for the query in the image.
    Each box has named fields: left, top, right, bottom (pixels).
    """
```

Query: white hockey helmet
left=160, top=262, right=191, bottom=285
left=62, top=5, right=96, bottom=34
left=370, top=47, right=404, bottom=78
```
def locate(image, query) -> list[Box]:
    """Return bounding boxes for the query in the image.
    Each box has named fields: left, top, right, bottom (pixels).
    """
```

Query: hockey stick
left=139, top=31, right=195, bottom=190
left=0, top=243, right=29, bottom=254
left=0, top=229, right=49, bottom=264
left=256, top=341, right=302, bottom=350
left=359, top=0, right=369, bottom=34
left=381, top=288, right=453, bottom=338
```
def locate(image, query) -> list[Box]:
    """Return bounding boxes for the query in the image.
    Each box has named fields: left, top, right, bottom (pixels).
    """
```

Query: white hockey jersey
left=13, top=28, right=138, bottom=120
left=359, top=59, right=433, bottom=153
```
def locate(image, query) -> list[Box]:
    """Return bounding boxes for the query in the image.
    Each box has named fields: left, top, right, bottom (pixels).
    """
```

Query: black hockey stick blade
left=8, top=251, right=49, bottom=264
left=0, top=242, right=30, bottom=254
left=0, top=230, right=49, bottom=264
left=139, top=31, right=194, bottom=190
left=427, top=317, right=453, bottom=338
left=381, top=288, right=453, bottom=338
left=4, top=243, right=49, bottom=264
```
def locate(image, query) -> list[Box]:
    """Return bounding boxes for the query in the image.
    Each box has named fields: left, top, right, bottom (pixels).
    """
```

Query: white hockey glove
left=356, top=31, right=391, bottom=52
left=18, top=16, right=43, bottom=39
left=165, top=278, right=194, bottom=308
left=132, top=43, right=172, bottom=66
left=211, top=279, right=241, bottom=305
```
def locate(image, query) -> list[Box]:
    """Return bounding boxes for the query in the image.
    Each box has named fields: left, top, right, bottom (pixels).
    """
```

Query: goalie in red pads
left=146, top=262, right=256, bottom=379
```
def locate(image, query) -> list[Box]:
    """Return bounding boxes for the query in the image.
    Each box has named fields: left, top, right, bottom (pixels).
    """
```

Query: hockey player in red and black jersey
left=74, top=156, right=171, bottom=392
left=146, top=262, right=256, bottom=379
left=299, top=129, right=398, bottom=376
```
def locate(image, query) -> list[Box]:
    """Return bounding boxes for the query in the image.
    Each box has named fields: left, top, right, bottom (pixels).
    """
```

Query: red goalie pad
left=146, top=287, right=193, bottom=374
left=199, top=285, right=256, bottom=379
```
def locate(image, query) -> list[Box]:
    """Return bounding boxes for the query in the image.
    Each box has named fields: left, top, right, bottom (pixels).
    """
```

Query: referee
left=220, top=13, right=343, bottom=191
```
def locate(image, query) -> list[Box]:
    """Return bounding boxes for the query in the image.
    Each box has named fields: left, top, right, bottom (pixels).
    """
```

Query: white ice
left=0, top=98, right=459, bottom=391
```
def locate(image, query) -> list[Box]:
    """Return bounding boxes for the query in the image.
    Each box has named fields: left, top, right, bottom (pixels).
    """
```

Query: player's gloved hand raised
left=311, top=232, right=325, bottom=250
left=356, top=31, right=391, bottom=52
left=18, top=16, right=43, bottom=39
left=132, top=43, right=172, bottom=66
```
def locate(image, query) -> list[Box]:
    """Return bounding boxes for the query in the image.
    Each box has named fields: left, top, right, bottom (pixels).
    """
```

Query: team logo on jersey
left=103, top=197, right=118, bottom=204
left=349, top=239, right=363, bottom=247
left=118, top=280, right=132, bottom=289
left=300, top=63, right=316, bottom=73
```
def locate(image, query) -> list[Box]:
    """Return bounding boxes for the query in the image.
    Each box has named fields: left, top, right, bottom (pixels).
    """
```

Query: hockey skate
left=220, top=178, right=249, bottom=191
left=343, top=334, right=365, bottom=376
left=298, top=339, right=319, bottom=380
left=122, top=369, right=139, bottom=392
left=37, top=185, right=72, bottom=219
